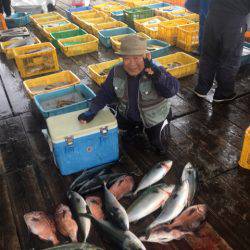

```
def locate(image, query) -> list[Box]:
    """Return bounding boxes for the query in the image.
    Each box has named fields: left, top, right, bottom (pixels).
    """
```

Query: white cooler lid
left=46, top=108, right=117, bottom=143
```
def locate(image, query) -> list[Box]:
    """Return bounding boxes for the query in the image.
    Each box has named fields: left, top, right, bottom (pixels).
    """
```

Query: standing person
left=78, top=35, right=179, bottom=154
left=0, top=0, right=11, bottom=17
left=194, top=0, right=250, bottom=102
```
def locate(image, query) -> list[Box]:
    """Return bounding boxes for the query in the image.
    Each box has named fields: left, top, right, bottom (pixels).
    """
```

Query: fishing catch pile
left=23, top=161, right=206, bottom=249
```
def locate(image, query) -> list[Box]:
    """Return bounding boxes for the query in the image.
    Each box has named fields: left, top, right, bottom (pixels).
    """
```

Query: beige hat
left=116, top=34, right=148, bottom=56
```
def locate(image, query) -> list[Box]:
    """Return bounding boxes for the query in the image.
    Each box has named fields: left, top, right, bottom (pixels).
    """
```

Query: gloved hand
left=144, top=57, right=162, bottom=79
left=78, top=110, right=96, bottom=124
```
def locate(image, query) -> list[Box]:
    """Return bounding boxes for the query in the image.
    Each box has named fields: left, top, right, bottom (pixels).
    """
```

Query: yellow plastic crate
left=176, top=23, right=199, bottom=52
left=239, top=126, right=250, bottom=170
left=143, top=23, right=160, bottom=39
left=110, top=32, right=151, bottom=51
left=158, top=18, right=193, bottom=45
left=13, top=42, right=59, bottom=78
left=167, top=11, right=199, bottom=22
left=23, top=70, right=80, bottom=98
left=125, top=0, right=160, bottom=8
left=88, top=58, right=123, bottom=85
left=92, top=21, right=128, bottom=37
left=79, top=17, right=115, bottom=33
left=35, top=15, right=67, bottom=26
left=162, top=0, right=185, bottom=6
left=44, top=23, right=79, bottom=40
left=58, top=34, right=99, bottom=57
left=74, top=11, right=108, bottom=26
left=1, top=37, right=41, bottom=59
left=155, top=52, right=198, bottom=78
left=30, top=12, right=61, bottom=24
left=101, top=5, right=127, bottom=16
left=71, top=9, right=99, bottom=23
left=93, top=2, right=123, bottom=11
left=134, top=16, right=168, bottom=32
left=155, top=6, right=185, bottom=18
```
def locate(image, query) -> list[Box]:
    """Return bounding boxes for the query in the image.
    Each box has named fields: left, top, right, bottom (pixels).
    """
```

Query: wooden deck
left=1, top=1, right=250, bottom=249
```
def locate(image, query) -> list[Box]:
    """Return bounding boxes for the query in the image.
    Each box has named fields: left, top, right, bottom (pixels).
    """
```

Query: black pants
left=0, top=0, right=11, bottom=16
left=196, top=12, right=246, bottom=98
left=117, top=109, right=172, bottom=149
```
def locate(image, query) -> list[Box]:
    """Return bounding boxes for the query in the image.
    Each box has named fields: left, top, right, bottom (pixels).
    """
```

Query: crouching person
left=78, top=35, right=179, bottom=154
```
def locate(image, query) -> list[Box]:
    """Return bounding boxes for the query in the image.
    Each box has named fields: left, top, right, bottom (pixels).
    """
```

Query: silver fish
left=140, top=204, right=207, bottom=244
left=82, top=214, right=146, bottom=250
left=44, top=242, right=103, bottom=249
left=181, top=162, right=197, bottom=206
left=147, top=180, right=189, bottom=230
left=133, top=160, right=173, bottom=195
left=68, top=191, right=91, bottom=242
left=127, top=184, right=175, bottom=223
left=103, top=181, right=129, bottom=231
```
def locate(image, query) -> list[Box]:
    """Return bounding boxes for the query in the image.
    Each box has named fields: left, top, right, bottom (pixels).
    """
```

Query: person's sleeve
left=88, top=67, right=117, bottom=114
left=150, top=63, right=180, bottom=98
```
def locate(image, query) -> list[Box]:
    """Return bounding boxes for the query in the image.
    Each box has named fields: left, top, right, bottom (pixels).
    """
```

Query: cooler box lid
left=46, top=107, right=117, bottom=143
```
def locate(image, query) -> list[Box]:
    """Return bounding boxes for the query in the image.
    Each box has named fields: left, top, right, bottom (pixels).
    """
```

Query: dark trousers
left=196, top=12, right=246, bottom=98
left=0, top=0, right=11, bottom=17
left=117, top=109, right=172, bottom=149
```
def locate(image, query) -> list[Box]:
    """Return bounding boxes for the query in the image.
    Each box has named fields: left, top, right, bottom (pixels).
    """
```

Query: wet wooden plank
left=0, top=55, right=31, bottom=115
left=0, top=175, right=21, bottom=250
left=0, top=78, right=12, bottom=119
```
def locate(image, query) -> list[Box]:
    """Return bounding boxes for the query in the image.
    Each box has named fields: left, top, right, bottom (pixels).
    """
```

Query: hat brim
left=115, top=50, right=149, bottom=56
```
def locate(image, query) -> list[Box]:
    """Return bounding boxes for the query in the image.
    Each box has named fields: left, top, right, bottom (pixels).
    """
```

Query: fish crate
left=111, top=10, right=125, bottom=22
left=78, top=16, right=115, bottom=33
left=88, top=58, right=123, bottom=85
left=51, top=29, right=87, bottom=49
left=162, top=0, right=185, bottom=7
left=23, top=70, right=81, bottom=98
left=13, top=42, right=59, bottom=78
left=65, top=6, right=92, bottom=20
left=143, top=23, right=160, bottom=38
left=110, top=32, right=151, bottom=51
left=147, top=39, right=170, bottom=58
left=158, top=18, right=193, bottom=45
left=6, top=13, right=30, bottom=28
left=124, top=7, right=155, bottom=27
left=176, top=22, right=199, bottom=52
left=34, top=15, right=67, bottom=26
left=92, top=21, right=128, bottom=37
left=125, top=0, right=161, bottom=8
left=93, top=2, right=125, bottom=13
left=144, top=2, right=170, bottom=11
left=58, top=34, right=99, bottom=57
left=71, top=9, right=99, bottom=24
left=241, top=42, right=250, bottom=65
left=46, top=107, right=119, bottom=175
left=155, top=5, right=185, bottom=18
left=155, top=52, right=198, bottom=78
left=73, top=11, right=107, bottom=26
left=134, top=16, right=167, bottom=32
left=167, top=10, right=199, bottom=22
left=43, top=23, right=79, bottom=41
left=30, top=12, right=61, bottom=24
left=99, top=27, right=136, bottom=48
left=1, top=36, right=41, bottom=59
left=34, top=83, right=96, bottom=118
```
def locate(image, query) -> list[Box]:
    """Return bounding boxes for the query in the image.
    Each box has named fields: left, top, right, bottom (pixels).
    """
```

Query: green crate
left=124, top=7, right=155, bottom=25
left=50, top=29, right=87, bottom=49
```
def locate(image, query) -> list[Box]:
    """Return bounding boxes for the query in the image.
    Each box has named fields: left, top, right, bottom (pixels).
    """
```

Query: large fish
left=86, top=196, right=105, bottom=220
left=103, top=181, right=129, bottom=231
left=147, top=180, right=190, bottom=230
left=127, top=184, right=175, bottom=223
left=133, top=160, right=173, bottom=195
left=140, top=204, right=207, bottom=243
left=24, top=211, right=59, bottom=245
left=44, top=242, right=103, bottom=250
left=81, top=214, right=146, bottom=250
left=109, top=175, right=135, bottom=200
left=68, top=191, right=91, bottom=242
left=181, top=162, right=197, bottom=206
left=54, top=204, right=78, bottom=242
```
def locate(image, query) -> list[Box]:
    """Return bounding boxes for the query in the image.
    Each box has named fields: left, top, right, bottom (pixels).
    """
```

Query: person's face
left=122, top=55, right=145, bottom=76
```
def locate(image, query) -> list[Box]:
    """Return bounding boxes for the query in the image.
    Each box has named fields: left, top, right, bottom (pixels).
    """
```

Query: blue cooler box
left=46, top=108, right=119, bottom=175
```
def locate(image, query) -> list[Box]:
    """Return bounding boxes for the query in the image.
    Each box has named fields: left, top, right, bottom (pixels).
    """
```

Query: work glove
left=144, top=58, right=162, bottom=79
left=78, top=110, right=95, bottom=123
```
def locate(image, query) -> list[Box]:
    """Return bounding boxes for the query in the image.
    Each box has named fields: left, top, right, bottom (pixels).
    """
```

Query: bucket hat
left=116, top=34, right=148, bottom=56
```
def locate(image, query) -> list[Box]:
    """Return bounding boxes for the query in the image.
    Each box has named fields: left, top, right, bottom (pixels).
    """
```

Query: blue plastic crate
left=111, top=10, right=125, bottom=22
left=46, top=108, right=119, bottom=175
left=99, top=27, right=136, bottom=48
left=147, top=39, right=171, bottom=59
left=34, top=83, right=96, bottom=118
left=160, top=5, right=184, bottom=12
left=144, top=2, right=170, bottom=10
left=241, top=42, right=250, bottom=65
left=6, top=13, right=30, bottom=28
left=65, top=6, right=92, bottom=20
